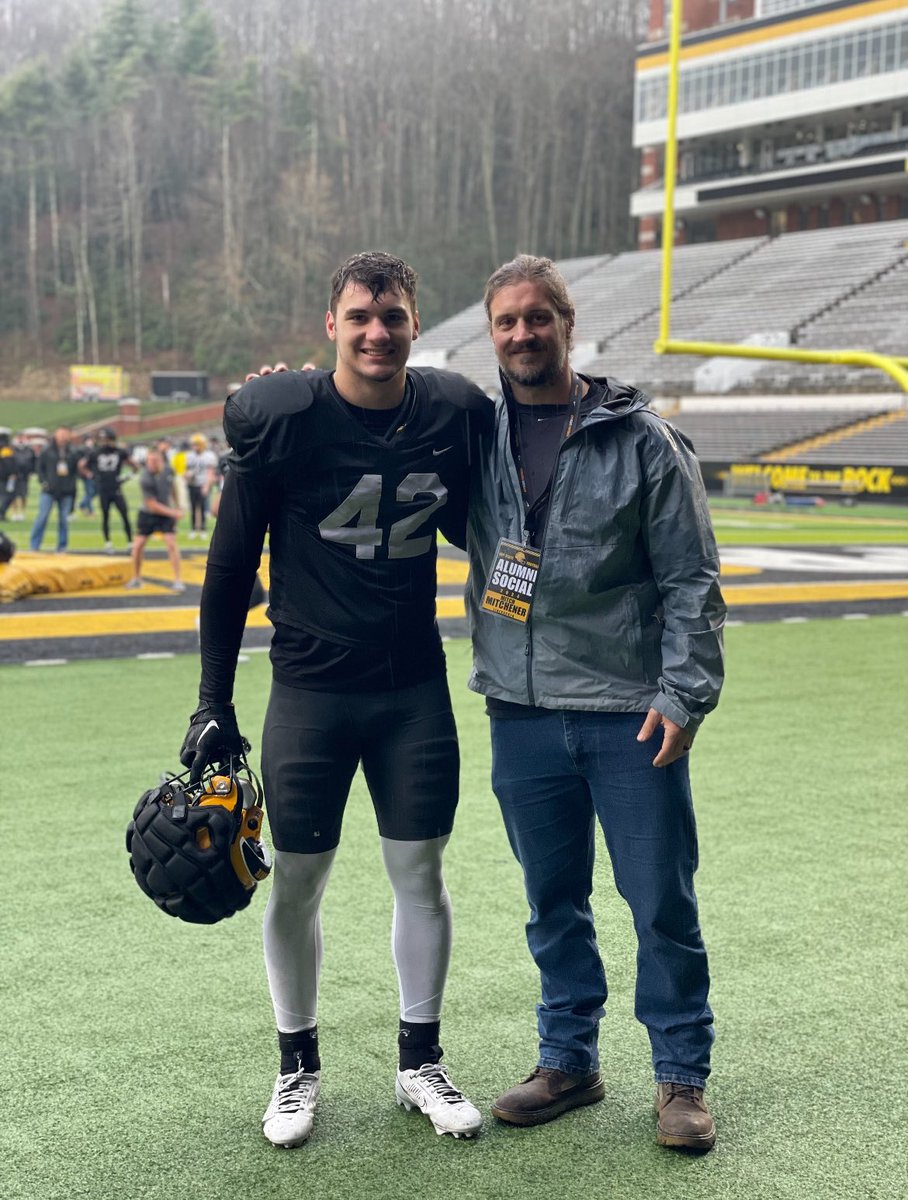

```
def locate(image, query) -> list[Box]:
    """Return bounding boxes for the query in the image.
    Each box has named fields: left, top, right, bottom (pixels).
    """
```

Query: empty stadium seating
left=416, top=220, right=908, bottom=398
left=669, top=407, right=889, bottom=461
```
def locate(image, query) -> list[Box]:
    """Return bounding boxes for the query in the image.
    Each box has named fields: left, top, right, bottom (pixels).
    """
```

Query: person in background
left=9, top=433, right=37, bottom=521
left=81, top=427, right=135, bottom=553
left=184, top=432, right=218, bottom=540
left=0, top=431, right=16, bottom=520
left=77, top=434, right=97, bottom=516
left=30, top=426, right=82, bottom=553
left=168, top=438, right=189, bottom=515
left=126, top=448, right=184, bottom=591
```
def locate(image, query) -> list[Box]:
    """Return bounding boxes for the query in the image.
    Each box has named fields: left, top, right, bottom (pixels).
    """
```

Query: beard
left=500, top=350, right=564, bottom=388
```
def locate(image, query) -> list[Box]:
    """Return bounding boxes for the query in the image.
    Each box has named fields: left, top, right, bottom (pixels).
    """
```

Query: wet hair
left=483, top=254, right=575, bottom=344
left=329, top=251, right=418, bottom=314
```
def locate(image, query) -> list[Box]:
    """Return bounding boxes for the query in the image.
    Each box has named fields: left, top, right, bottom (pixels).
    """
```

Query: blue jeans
left=30, top=491, right=74, bottom=551
left=491, top=710, right=713, bottom=1086
left=79, top=476, right=97, bottom=513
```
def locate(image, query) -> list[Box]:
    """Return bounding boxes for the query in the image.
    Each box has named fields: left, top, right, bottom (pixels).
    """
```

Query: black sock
left=398, top=1020, right=443, bottom=1072
left=278, top=1027, right=320, bottom=1075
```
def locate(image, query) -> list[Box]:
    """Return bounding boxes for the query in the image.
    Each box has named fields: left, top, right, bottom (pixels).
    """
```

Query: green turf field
left=6, top=476, right=204, bottom=554
left=0, top=399, right=189, bottom=432
left=3, top=623, right=906, bottom=1200
left=708, top=498, right=908, bottom=544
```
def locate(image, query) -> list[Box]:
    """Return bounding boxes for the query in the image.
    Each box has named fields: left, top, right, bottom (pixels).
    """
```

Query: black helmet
left=126, top=758, right=271, bottom=925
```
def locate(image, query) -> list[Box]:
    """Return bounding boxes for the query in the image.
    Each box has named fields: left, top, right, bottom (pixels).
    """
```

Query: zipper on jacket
left=522, top=428, right=584, bottom=708
left=505, top=383, right=601, bottom=707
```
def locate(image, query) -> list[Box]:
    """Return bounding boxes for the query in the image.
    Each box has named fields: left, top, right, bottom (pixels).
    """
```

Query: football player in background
left=180, top=252, right=490, bottom=1148
left=80, top=427, right=135, bottom=552
left=184, top=432, right=218, bottom=540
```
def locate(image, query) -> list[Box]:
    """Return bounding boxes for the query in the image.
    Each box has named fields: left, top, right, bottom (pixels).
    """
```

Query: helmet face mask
left=126, top=758, right=271, bottom=924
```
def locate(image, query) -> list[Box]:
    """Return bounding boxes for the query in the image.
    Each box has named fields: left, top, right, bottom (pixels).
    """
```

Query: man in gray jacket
left=467, top=255, right=725, bottom=1152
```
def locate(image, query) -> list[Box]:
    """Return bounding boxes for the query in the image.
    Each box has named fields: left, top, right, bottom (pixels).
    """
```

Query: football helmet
left=126, top=756, right=271, bottom=924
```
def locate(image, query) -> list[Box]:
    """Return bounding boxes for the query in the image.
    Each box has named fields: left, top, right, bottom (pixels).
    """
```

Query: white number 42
left=318, top=472, right=447, bottom=560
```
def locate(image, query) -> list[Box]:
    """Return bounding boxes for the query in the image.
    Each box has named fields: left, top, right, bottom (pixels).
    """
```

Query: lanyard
left=511, top=371, right=584, bottom=516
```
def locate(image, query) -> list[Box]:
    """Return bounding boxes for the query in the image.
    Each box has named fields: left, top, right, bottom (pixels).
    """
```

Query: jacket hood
left=581, top=375, right=651, bottom=424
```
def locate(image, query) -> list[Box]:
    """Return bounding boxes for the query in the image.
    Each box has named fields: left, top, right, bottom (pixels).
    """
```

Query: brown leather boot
left=655, top=1083, right=716, bottom=1152
left=491, top=1067, right=605, bottom=1126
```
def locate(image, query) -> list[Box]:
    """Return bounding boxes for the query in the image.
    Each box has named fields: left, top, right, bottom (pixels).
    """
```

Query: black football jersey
left=199, top=368, right=491, bottom=699
left=86, top=446, right=131, bottom=493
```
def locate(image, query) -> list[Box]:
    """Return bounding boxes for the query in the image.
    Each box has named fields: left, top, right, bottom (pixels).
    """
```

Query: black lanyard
left=511, top=372, right=584, bottom=515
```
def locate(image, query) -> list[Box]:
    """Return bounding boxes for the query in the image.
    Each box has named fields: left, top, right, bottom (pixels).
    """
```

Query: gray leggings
left=262, top=835, right=452, bottom=1032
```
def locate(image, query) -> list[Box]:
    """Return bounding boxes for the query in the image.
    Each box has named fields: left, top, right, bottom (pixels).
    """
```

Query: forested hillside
left=0, top=0, right=642, bottom=383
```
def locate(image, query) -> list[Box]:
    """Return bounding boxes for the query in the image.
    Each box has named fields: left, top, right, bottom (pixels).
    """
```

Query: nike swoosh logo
left=199, top=719, right=220, bottom=740
left=432, top=446, right=452, bottom=456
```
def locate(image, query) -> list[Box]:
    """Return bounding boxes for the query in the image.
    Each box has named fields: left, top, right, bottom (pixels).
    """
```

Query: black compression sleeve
left=197, top=468, right=272, bottom=705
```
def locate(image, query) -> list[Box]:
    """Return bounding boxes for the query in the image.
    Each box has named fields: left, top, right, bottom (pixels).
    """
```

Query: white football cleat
left=396, top=1063, right=482, bottom=1139
left=262, top=1068, right=320, bottom=1148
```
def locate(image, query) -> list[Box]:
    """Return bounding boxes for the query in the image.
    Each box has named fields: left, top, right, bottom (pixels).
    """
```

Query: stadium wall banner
left=702, top=461, right=908, bottom=500
left=69, top=365, right=128, bottom=400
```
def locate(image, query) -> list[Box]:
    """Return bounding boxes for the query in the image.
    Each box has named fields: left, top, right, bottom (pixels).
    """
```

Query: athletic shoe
left=262, top=1069, right=320, bottom=1148
left=171, top=580, right=186, bottom=593
left=655, top=1083, right=716, bottom=1153
left=188, top=530, right=197, bottom=540
left=491, top=1066, right=604, bottom=1126
left=395, top=1063, right=482, bottom=1138
left=105, top=541, right=114, bottom=554
left=124, top=578, right=142, bottom=589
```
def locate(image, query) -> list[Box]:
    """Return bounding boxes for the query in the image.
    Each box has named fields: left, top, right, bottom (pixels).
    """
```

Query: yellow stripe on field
left=436, top=559, right=469, bottom=584
left=437, top=579, right=908, bottom=618
left=0, top=605, right=273, bottom=641
left=4, top=579, right=906, bottom=642
left=721, top=580, right=908, bottom=605
left=435, top=561, right=759, bottom=584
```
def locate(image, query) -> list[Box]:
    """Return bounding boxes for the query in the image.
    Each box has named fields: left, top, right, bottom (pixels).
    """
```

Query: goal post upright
left=653, top=0, right=908, bottom=396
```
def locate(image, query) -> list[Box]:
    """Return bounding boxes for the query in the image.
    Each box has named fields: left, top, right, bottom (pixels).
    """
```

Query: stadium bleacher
left=412, top=222, right=908, bottom=489
left=588, top=221, right=908, bottom=393
left=414, top=221, right=908, bottom=400
left=669, top=406, right=893, bottom=462
left=796, top=410, right=908, bottom=466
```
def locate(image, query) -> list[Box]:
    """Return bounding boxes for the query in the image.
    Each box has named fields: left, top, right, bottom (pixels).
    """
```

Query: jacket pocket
left=635, top=588, right=663, bottom=685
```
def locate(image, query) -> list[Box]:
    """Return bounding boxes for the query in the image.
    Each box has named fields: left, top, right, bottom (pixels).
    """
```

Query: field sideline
left=7, top=488, right=908, bottom=553
left=3, top=623, right=906, bottom=1200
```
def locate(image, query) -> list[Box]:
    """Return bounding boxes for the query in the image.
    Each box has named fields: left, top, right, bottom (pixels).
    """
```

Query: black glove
left=180, top=703, right=250, bottom=785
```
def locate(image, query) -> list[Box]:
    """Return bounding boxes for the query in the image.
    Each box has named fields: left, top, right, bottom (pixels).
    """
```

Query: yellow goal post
left=655, top=0, right=908, bottom=394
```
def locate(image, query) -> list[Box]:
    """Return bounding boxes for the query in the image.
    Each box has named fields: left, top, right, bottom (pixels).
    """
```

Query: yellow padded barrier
left=0, top=552, right=132, bottom=604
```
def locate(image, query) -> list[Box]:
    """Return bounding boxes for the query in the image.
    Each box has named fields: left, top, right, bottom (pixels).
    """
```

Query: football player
left=80, top=427, right=135, bottom=551
left=181, top=251, right=490, bottom=1147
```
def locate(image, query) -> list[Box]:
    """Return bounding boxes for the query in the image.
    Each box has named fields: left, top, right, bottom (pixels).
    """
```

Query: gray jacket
left=465, top=377, right=726, bottom=730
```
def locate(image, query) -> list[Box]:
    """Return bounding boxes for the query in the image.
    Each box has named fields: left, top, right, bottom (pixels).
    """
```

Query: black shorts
left=261, top=675, right=459, bottom=853
left=137, top=511, right=176, bottom=537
